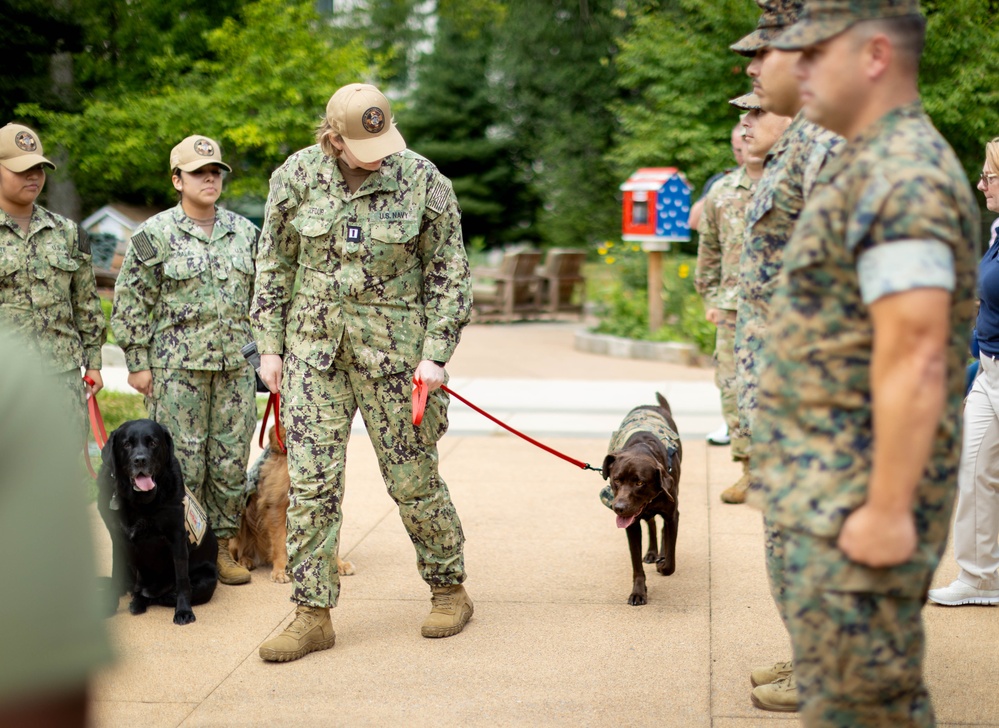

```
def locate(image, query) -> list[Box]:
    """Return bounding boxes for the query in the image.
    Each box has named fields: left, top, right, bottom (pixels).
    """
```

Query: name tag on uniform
left=347, top=225, right=362, bottom=243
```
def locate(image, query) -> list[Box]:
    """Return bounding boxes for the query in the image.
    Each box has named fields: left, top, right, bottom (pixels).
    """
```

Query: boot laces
left=431, top=591, right=457, bottom=614
left=286, top=607, right=321, bottom=636
left=772, top=674, right=797, bottom=691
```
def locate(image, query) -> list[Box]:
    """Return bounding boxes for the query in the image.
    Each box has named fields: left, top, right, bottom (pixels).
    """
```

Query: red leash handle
left=260, top=391, right=287, bottom=454
left=82, top=375, right=107, bottom=478
left=411, top=379, right=600, bottom=473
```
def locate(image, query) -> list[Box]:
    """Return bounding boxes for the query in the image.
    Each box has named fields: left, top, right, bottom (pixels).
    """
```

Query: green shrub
left=588, top=241, right=715, bottom=355
left=100, top=294, right=115, bottom=345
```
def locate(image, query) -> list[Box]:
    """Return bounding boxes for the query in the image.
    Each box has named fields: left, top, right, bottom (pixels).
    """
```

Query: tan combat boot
left=259, top=606, right=336, bottom=662
left=720, top=459, right=750, bottom=504
left=421, top=584, right=474, bottom=638
left=750, top=659, right=793, bottom=687
left=751, top=674, right=799, bottom=712
left=216, top=538, right=251, bottom=585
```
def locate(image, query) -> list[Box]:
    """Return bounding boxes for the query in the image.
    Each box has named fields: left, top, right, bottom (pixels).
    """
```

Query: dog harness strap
left=82, top=375, right=108, bottom=479
left=411, top=380, right=601, bottom=473
left=259, top=392, right=287, bottom=454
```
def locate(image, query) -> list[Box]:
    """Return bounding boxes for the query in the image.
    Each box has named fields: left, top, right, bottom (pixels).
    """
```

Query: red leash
left=259, top=391, right=287, bottom=454
left=412, top=378, right=602, bottom=473
left=83, top=375, right=107, bottom=479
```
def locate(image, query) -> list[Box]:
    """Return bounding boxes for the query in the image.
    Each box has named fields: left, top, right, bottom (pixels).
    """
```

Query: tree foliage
left=19, top=0, right=371, bottom=211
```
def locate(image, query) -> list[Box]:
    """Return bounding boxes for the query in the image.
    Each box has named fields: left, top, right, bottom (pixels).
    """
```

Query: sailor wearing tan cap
left=111, top=135, right=260, bottom=587
left=750, top=1, right=979, bottom=725
left=252, top=83, right=473, bottom=662
left=0, top=123, right=106, bottom=436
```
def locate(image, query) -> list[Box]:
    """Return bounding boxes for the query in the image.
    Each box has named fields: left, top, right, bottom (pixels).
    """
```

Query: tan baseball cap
left=731, top=0, right=805, bottom=56
left=325, top=83, right=406, bottom=164
left=773, top=0, right=923, bottom=50
left=169, top=135, right=232, bottom=174
left=730, top=91, right=762, bottom=110
left=0, top=124, right=56, bottom=173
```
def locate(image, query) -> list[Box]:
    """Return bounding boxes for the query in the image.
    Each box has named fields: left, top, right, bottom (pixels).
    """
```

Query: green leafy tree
left=494, top=0, right=628, bottom=249
left=403, top=0, right=533, bottom=247
left=19, top=0, right=372, bottom=212
left=611, top=0, right=758, bottom=197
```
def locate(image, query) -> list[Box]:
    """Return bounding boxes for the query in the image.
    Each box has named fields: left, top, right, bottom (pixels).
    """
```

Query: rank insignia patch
left=347, top=225, right=362, bottom=242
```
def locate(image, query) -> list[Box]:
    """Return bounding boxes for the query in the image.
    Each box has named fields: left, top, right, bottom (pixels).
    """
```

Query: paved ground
left=90, top=322, right=999, bottom=727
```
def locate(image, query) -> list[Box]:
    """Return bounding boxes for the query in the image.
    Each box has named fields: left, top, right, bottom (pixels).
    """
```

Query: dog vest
left=600, top=408, right=680, bottom=511
left=183, top=487, right=209, bottom=546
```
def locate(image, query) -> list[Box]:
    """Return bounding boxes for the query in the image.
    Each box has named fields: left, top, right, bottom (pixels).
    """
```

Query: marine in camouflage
left=112, top=203, right=260, bottom=539
left=735, top=112, right=841, bottom=446
left=695, top=166, right=755, bottom=460
left=750, top=102, right=978, bottom=724
left=252, top=146, right=471, bottom=608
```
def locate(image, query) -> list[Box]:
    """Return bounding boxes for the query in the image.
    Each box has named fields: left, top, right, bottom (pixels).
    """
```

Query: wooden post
left=648, top=249, right=663, bottom=332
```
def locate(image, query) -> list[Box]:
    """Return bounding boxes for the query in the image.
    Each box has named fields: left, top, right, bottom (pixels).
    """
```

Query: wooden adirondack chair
left=537, top=248, right=586, bottom=318
left=471, top=249, right=544, bottom=322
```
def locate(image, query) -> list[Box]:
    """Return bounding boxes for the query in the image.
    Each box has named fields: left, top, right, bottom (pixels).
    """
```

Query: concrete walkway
left=90, top=322, right=999, bottom=727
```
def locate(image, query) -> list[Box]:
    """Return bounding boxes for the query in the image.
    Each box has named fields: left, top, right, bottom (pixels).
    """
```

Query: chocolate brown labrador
left=601, top=393, right=681, bottom=605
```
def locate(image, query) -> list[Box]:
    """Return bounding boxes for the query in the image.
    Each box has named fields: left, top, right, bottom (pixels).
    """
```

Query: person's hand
left=413, top=360, right=445, bottom=392
left=837, top=502, right=917, bottom=568
left=705, top=308, right=721, bottom=325
left=259, top=354, right=283, bottom=394
left=127, top=370, right=153, bottom=396
left=84, top=369, right=104, bottom=397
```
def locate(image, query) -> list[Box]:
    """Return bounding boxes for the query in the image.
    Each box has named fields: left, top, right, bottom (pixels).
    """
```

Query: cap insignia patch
left=15, top=132, right=37, bottom=152
left=193, top=138, right=214, bottom=157
left=361, top=107, right=385, bottom=134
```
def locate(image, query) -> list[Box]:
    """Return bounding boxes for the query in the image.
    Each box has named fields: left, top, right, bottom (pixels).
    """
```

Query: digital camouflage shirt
left=0, top=206, right=106, bottom=373
left=695, top=166, right=755, bottom=311
left=750, top=103, right=978, bottom=588
left=112, top=204, right=260, bottom=372
left=251, top=146, right=471, bottom=377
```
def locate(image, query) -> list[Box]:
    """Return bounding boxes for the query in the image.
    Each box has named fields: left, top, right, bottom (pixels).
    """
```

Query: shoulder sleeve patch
left=427, top=178, right=451, bottom=216
left=130, top=231, right=156, bottom=262
left=77, top=227, right=91, bottom=255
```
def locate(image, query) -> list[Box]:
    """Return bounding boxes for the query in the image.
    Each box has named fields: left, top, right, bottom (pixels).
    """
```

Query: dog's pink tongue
left=133, top=475, right=156, bottom=492
left=616, top=514, right=637, bottom=529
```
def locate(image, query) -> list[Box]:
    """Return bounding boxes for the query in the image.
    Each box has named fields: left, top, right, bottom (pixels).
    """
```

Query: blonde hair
left=315, top=116, right=343, bottom=159
left=986, top=137, right=999, bottom=175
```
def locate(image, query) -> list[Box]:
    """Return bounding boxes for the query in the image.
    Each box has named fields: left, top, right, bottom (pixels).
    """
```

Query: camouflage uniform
left=696, top=166, right=755, bottom=460
left=735, top=111, right=841, bottom=448
left=0, top=206, right=106, bottom=438
left=112, top=204, right=259, bottom=538
left=252, top=146, right=471, bottom=609
left=599, top=408, right=680, bottom=509
left=749, top=102, right=979, bottom=725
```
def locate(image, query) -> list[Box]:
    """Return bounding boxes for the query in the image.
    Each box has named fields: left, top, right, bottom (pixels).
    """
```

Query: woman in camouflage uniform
left=111, top=136, right=259, bottom=586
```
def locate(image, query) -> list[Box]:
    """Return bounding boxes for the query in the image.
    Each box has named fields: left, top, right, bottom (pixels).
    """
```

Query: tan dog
left=230, top=424, right=355, bottom=582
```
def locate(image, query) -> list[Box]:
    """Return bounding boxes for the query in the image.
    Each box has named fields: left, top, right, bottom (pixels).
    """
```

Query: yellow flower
left=606, top=241, right=615, bottom=248
left=605, top=256, right=616, bottom=265
left=631, top=245, right=640, bottom=252
left=598, top=247, right=607, bottom=256
left=678, top=263, right=690, bottom=279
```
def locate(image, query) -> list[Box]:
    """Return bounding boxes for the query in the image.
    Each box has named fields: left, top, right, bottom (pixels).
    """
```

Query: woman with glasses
left=112, top=135, right=260, bottom=588
left=929, top=138, right=999, bottom=606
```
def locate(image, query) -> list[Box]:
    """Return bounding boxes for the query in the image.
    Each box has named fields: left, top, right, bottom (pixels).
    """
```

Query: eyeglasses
left=981, top=172, right=999, bottom=188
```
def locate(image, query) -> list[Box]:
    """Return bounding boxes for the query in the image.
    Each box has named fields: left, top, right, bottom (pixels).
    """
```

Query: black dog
left=601, top=393, right=681, bottom=606
left=96, top=419, right=218, bottom=625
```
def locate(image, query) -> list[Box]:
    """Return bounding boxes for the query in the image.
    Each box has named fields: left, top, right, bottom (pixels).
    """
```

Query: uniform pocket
left=163, top=255, right=206, bottom=281
left=367, top=221, right=419, bottom=277
left=293, top=215, right=337, bottom=272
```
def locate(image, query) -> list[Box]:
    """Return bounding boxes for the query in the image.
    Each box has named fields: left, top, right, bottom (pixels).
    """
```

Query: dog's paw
left=173, top=609, right=196, bottom=626
left=628, top=591, right=648, bottom=606
left=270, top=569, right=291, bottom=584
left=128, top=597, right=148, bottom=615
left=656, top=558, right=676, bottom=576
left=643, top=553, right=657, bottom=564
left=238, top=558, right=255, bottom=570
left=337, top=559, right=356, bottom=576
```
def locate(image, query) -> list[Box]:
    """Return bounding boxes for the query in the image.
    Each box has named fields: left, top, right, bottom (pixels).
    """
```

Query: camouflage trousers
left=773, top=525, right=936, bottom=727
left=146, top=366, right=256, bottom=538
left=282, top=353, right=465, bottom=609
left=734, top=308, right=766, bottom=450
left=713, top=309, right=748, bottom=460
left=52, top=368, right=89, bottom=451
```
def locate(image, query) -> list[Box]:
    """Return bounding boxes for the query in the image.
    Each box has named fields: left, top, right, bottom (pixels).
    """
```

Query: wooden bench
left=471, top=250, right=543, bottom=322
left=537, top=248, right=586, bottom=319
